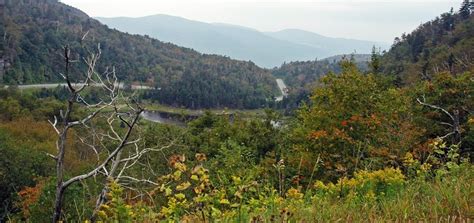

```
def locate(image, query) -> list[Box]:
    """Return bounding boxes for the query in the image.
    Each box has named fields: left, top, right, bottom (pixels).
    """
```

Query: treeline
left=381, top=1, right=474, bottom=83
left=271, top=55, right=369, bottom=111
left=141, top=60, right=275, bottom=109
left=2, top=0, right=278, bottom=109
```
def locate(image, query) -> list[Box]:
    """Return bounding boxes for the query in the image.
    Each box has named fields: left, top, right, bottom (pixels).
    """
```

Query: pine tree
left=460, top=0, right=472, bottom=19
left=369, top=46, right=381, bottom=74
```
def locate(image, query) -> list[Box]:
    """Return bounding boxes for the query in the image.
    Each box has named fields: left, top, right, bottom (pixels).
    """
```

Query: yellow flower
left=468, top=117, right=474, bottom=125
left=365, top=190, right=376, bottom=201
left=232, top=176, right=241, bottom=184
left=286, top=188, right=304, bottom=199
left=97, top=210, right=107, bottom=219
left=403, top=152, right=416, bottom=167
left=420, top=162, right=432, bottom=172
left=313, top=180, right=328, bottom=190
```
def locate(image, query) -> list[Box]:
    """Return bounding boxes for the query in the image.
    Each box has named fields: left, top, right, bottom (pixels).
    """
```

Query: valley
left=0, top=0, right=473, bottom=222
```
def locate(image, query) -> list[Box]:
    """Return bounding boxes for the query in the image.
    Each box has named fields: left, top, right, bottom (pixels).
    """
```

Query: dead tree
left=87, top=116, right=180, bottom=221
left=417, top=96, right=461, bottom=145
left=49, top=44, right=175, bottom=222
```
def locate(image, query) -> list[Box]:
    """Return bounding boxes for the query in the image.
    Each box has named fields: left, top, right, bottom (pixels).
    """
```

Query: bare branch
left=48, top=115, right=60, bottom=135
left=45, top=152, right=57, bottom=160
left=68, top=104, right=108, bottom=127
left=118, top=176, right=160, bottom=186
left=62, top=109, right=143, bottom=188
left=417, top=96, right=455, bottom=122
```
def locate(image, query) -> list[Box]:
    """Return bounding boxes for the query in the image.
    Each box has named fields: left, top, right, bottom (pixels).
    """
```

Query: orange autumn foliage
left=308, top=130, right=328, bottom=140
left=17, top=179, right=45, bottom=218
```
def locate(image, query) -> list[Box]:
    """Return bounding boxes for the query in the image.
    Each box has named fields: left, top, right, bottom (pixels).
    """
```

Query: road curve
left=3, top=83, right=153, bottom=90
left=275, top=78, right=288, bottom=102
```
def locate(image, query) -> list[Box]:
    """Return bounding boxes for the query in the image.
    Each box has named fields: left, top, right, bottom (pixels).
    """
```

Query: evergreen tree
left=369, top=46, right=381, bottom=74
left=460, top=0, right=472, bottom=19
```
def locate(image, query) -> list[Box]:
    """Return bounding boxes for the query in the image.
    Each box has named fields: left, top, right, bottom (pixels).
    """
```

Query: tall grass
left=229, top=164, right=474, bottom=222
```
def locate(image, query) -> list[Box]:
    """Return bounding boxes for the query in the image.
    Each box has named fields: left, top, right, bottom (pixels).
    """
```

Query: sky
left=60, top=0, right=460, bottom=43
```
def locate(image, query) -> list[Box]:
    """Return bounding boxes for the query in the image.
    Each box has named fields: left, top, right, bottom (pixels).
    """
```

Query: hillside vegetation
left=2, top=0, right=278, bottom=109
left=381, top=6, right=474, bottom=84
left=271, top=54, right=370, bottom=110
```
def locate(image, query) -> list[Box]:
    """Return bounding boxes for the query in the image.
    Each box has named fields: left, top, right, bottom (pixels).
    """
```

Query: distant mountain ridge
left=96, top=15, right=389, bottom=68
left=265, top=29, right=385, bottom=55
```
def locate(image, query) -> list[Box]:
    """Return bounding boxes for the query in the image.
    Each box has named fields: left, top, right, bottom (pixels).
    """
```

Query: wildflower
left=97, top=210, right=107, bottom=219
left=232, top=176, right=241, bottom=184
left=313, top=180, right=327, bottom=191
left=365, top=190, right=376, bottom=201
left=420, top=162, right=432, bottom=172
left=468, top=117, right=474, bottom=125
left=341, top=120, right=348, bottom=127
left=403, top=152, right=416, bottom=167
left=286, top=188, right=303, bottom=199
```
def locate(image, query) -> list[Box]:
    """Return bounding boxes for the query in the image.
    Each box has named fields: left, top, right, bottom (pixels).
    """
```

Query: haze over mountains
left=97, top=15, right=389, bottom=68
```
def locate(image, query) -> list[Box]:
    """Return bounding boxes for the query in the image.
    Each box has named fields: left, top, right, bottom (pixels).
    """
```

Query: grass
left=237, top=164, right=474, bottom=222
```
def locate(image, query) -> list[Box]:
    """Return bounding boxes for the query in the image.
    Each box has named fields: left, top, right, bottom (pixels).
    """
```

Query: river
left=140, top=110, right=196, bottom=126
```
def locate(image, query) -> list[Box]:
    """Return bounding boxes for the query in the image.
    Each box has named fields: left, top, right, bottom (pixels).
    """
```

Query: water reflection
left=140, top=110, right=190, bottom=126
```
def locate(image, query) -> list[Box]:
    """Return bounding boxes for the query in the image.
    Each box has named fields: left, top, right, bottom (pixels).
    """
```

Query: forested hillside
left=274, top=4, right=474, bottom=108
left=381, top=3, right=474, bottom=84
left=2, top=0, right=278, bottom=109
left=271, top=55, right=370, bottom=110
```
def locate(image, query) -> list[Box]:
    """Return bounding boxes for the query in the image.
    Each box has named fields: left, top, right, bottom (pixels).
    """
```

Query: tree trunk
left=52, top=128, right=68, bottom=223
left=52, top=185, right=65, bottom=222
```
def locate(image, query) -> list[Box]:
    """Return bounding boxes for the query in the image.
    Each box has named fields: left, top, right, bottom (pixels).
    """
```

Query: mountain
left=96, top=15, right=326, bottom=68
left=96, top=15, right=387, bottom=68
left=265, top=29, right=389, bottom=56
left=380, top=8, right=474, bottom=84
left=2, top=0, right=278, bottom=109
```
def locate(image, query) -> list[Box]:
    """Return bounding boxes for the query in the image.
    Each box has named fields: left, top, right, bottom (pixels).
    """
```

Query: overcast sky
left=60, top=0, right=460, bottom=43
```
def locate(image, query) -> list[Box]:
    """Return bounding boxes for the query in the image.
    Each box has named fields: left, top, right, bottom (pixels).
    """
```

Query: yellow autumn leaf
left=219, top=198, right=230, bottom=204
left=175, top=193, right=186, bottom=200
left=173, top=170, right=182, bottom=180
left=165, top=187, right=172, bottom=196
left=176, top=181, right=191, bottom=191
